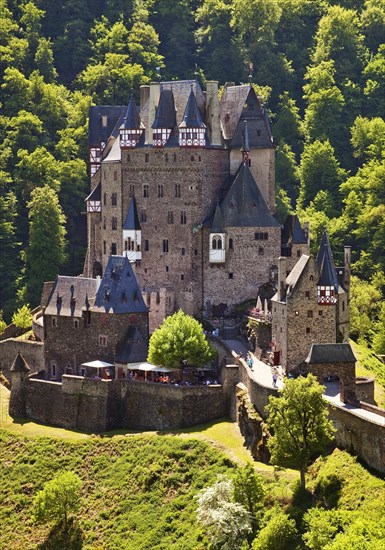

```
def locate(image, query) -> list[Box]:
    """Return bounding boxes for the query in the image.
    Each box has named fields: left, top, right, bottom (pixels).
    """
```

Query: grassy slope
left=351, top=340, right=385, bottom=408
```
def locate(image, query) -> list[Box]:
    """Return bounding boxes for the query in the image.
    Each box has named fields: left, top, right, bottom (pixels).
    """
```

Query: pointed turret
left=9, top=351, right=30, bottom=419
left=178, top=85, right=206, bottom=147
left=10, top=351, right=30, bottom=373
left=152, top=89, right=177, bottom=147
left=123, top=198, right=142, bottom=262
left=316, top=228, right=339, bottom=305
left=209, top=204, right=226, bottom=263
left=120, top=96, right=144, bottom=148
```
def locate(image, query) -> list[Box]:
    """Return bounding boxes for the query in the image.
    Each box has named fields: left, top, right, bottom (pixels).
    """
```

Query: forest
left=0, top=0, right=385, bottom=351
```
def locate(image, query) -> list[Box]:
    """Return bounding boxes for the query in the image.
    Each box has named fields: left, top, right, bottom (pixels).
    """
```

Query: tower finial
left=241, top=120, right=250, bottom=164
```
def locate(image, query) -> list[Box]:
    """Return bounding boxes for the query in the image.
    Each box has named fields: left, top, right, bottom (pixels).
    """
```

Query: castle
left=84, top=81, right=290, bottom=331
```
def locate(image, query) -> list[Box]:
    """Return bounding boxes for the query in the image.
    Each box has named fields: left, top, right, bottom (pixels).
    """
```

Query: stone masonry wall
left=17, top=375, right=225, bottom=432
left=308, top=361, right=356, bottom=403
left=44, top=311, right=149, bottom=376
left=0, top=339, right=44, bottom=381
left=203, top=226, right=281, bottom=307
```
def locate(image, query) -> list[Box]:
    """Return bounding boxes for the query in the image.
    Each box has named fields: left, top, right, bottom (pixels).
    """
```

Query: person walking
left=272, top=367, right=278, bottom=388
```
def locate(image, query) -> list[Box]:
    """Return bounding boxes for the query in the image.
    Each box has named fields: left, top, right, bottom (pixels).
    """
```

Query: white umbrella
left=81, top=360, right=114, bottom=368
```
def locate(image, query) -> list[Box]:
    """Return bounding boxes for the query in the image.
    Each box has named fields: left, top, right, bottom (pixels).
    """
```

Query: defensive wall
left=217, top=338, right=385, bottom=474
left=16, top=375, right=226, bottom=433
left=0, top=339, right=43, bottom=379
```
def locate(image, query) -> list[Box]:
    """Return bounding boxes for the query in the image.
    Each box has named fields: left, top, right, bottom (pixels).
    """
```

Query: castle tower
left=120, top=95, right=144, bottom=148
left=123, top=198, right=142, bottom=263
left=9, top=351, right=30, bottom=418
left=152, top=89, right=177, bottom=147
left=316, top=228, right=339, bottom=306
left=178, top=85, right=206, bottom=147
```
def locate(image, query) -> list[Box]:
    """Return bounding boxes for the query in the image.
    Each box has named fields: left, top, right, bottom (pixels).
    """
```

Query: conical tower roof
left=210, top=203, right=225, bottom=233
left=10, top=351, right=30, bottom=372
left=122, top=95, right=141, bottom=129
left=316, top=228, right=339, bottom=288
left=123, top=198, right=141, bottom=231
left=220, top=163, right=280, bottom=228
left=179, top=86, right=206, bottom=128
left=152, top=89, right=177, bottom=129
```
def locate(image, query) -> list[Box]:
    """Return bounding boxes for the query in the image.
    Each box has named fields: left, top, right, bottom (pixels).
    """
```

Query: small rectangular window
left=307, top=310, right=313, bottom=318
left=145, top=153, right=149, bottom=162
left=111, top=243, right=117, bottom=255
left=111, top=217, right=118, bottom=230
left=144, top=239, right=149, bottom=251
left=140, top=210, right=147, bottom=223
left=166, top=266, right=169, bottom=272
left=143, top=184, right=149, bottom=198
left=111, top=192, right=117, bottom=206
left=167, top=211, right=174, bottom=224
left=158, top=184, right=164, bottom=198
left=129, top=184, right=135, bottom=197
left=163, top=239, right=169, bottom=253
left=181, top=274, right=184, bottom=280
left=305, top=291, right=310, bottom=299
left=52, top=317, right=57, bottom=327
left=180, top=211, right=187, bottom=224
left=99, top=335, right=108, bottom=346
left=181, top=247, right=185, bottom=256
left=114, top=170, right=117, bottom=181
left=228, top=273, right=234, bottom=279
left=103, top=241, right=107, bottom=254
left=175, top=183, right=181, bottom=198
left=103, top=193, right=107, bottom=206
left=306, top=327, right=311, bottom=334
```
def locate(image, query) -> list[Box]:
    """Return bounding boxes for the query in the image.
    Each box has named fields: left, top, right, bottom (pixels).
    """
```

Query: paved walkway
left=224, top=338, right=385, bottom=425
left=224, top=339, right=283, bottom=389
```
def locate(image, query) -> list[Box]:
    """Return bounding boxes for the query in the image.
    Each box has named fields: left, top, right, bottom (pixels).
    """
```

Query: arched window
left=217, top=237, right=222, bottom=250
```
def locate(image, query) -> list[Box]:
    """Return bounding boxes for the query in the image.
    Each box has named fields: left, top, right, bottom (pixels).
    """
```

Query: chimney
left=278, top=257, right=287, bottom=301
left=304, top=221, right=310, bottom=244
left=205, top=81, right=222, bottom=147
left=146, top=81, right=160, bottom=144
left=140, top=85, right=150, bottom=112
left=343, top=245, right=351, bottom=291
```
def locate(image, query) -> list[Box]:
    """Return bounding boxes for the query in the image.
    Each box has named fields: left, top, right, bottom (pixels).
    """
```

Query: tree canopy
left=147, top=310, right=216, bottom=369
left=266, top=374, right=335, bottom=489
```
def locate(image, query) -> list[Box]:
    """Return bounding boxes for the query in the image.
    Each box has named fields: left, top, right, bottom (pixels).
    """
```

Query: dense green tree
left=196, top=0, right=243, bottom=83
left=150, top=0, right=197, bottom=80
left=25, top=185, right=67, bottom=306
left=34, top=38, right=57, bottom=83
left=34, top=471, right=82, bottom=530
left=251, top=506, right=297, bottom=550
left=298, top=139, right=347, bottom=210
left=275, top=143, right=300, bottom=205
left=351, top=115, right=385, bottom=161
left=349, top=276, right=382, bottom=344
left=234, top=463, right=265, bottom=536
left=0, top=176, right=19, bottom=320
left=373, top=303, right=385, bottom=354
left=11, top=304, right=32, bottom=329
left=312, top=5, right=367, bottom=84
left=266, top=374, right=335, bottom=489
left=147, top=310, right=216, bottom=369
left=272, top=92, right=303, bottom=157
left=361, top=0, right=385, bottom=53
left=363, top=44, right=385, bottom=117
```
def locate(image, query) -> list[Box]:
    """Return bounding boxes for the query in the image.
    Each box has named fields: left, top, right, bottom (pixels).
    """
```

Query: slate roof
left=88, top=106, right=125, bottom=148
left=85, top=181, right=101, bottom=202
left=161, top=80, right=205, bottom=125
left=281, top=215, right=308, bottom=245
left=152, top=89, right=177, bottom=129
left=115, top=326, right=148, bottom=364
left=306, top=343, right=356, bottom=364
left=45, top=276, right=98, bottom=317
left=271, top=254, right=311, bottom=303
left=210, top=203, right=225, bottom=233
left=219, top=163, right=280, bottom=228
left=10, top=351, right=30, bottom=372
left=316, top=229, right=339, bottom=289
left=179, top=86, right=206, bottom=129
left=93, top=256, right=148, bottom=314
left=123, top=198, right=141, bottom=230
left=220, top=85, right=273, bottom=148
left=122, top=96, right=142, bottom=129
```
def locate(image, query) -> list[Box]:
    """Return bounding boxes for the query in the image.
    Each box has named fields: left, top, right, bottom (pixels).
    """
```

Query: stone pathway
left=224, top=338, right=385, bottom=425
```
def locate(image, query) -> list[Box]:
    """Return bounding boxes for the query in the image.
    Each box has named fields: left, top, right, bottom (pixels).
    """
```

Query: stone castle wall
left=18, top=375, right=225, bottom=432
left=0, top=339, right=44, bottom=381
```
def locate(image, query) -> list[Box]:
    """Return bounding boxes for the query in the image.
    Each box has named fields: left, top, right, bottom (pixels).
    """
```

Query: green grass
left=351, top=340, right=385, bottom=408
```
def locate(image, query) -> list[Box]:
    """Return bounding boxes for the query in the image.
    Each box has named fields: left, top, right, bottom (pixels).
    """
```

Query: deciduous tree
left=34, top=471, right=82, bottom=530
left=266, top=374, right=335, bottom=490
left=147, top=310, right=215, bottom=369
